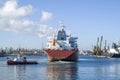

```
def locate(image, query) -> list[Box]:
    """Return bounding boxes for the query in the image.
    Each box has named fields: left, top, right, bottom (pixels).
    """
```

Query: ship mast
left=60, top=23, right=65, bottom=30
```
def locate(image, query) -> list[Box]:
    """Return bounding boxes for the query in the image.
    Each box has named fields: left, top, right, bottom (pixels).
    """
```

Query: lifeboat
left=7, top=60, right=38, bottom=65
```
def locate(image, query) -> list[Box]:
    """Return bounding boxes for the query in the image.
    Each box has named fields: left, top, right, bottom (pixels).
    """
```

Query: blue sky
left=0, top=0, right=120, bottom=50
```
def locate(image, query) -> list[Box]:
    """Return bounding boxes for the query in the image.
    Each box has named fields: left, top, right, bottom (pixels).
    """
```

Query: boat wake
left=47, top=61, right=74, bottom=64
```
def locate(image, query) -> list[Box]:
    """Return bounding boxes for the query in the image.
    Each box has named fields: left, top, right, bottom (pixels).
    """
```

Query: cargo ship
left=44, top=23, right=78, bottom=62
left=107, top=42, right=120, bottom=58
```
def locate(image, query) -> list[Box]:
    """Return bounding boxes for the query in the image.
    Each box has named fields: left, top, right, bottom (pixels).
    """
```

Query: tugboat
left=7, top=60, right=38, bottom=65
left=7, top=56, right=38, bottom=65
left=44, top=23, right=79, bottom=62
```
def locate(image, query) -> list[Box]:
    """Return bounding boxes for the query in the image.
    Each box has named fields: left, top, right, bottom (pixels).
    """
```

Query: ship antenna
left=59, top=22, right=65, bottom=30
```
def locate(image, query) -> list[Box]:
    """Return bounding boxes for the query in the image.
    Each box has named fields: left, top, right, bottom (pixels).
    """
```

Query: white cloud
left=37, top=11, right=55, bottom=37
left=0, top=18, right=34, bottom=33
left=40, top=11, right=54, bottom=22
left=8, top=19, right=34, bottom=32
left=0, top=0, right=34, bottom=33
left=37, top=24, right=56, bottom=38
left=0, top=0, right=56, bottom=38
left=0, top=0, right=32, bottom=18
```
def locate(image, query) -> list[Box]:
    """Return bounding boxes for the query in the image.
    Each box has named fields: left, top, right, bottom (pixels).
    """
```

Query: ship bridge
left=57, top=24, right=67, bottom=40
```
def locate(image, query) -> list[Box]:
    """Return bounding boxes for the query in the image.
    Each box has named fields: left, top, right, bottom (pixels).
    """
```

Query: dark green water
left=0, top=55, right=120, bottom=80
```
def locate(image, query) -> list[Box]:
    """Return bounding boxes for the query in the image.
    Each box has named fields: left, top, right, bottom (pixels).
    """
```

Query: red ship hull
left=45, top=49, right=78, bottom=62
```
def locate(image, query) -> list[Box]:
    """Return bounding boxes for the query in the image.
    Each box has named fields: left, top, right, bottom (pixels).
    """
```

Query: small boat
left=7, top=60, right=38, bottom=65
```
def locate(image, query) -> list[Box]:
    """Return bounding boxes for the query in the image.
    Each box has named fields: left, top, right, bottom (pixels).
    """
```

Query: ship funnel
left=52, top=38, right=56, bottom=46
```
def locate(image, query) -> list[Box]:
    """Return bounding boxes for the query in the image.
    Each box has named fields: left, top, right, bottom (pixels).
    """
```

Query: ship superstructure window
left=57, top=29, right=66, bottom=40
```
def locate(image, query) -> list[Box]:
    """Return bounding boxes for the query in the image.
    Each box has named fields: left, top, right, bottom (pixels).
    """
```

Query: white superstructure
left=108, top=42, right=120, bottom=54
left=46, top=24, right=78, bottom=50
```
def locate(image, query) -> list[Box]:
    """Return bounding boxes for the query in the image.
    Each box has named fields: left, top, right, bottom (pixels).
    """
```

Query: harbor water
left=0, top=55, right=120, bottom=80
